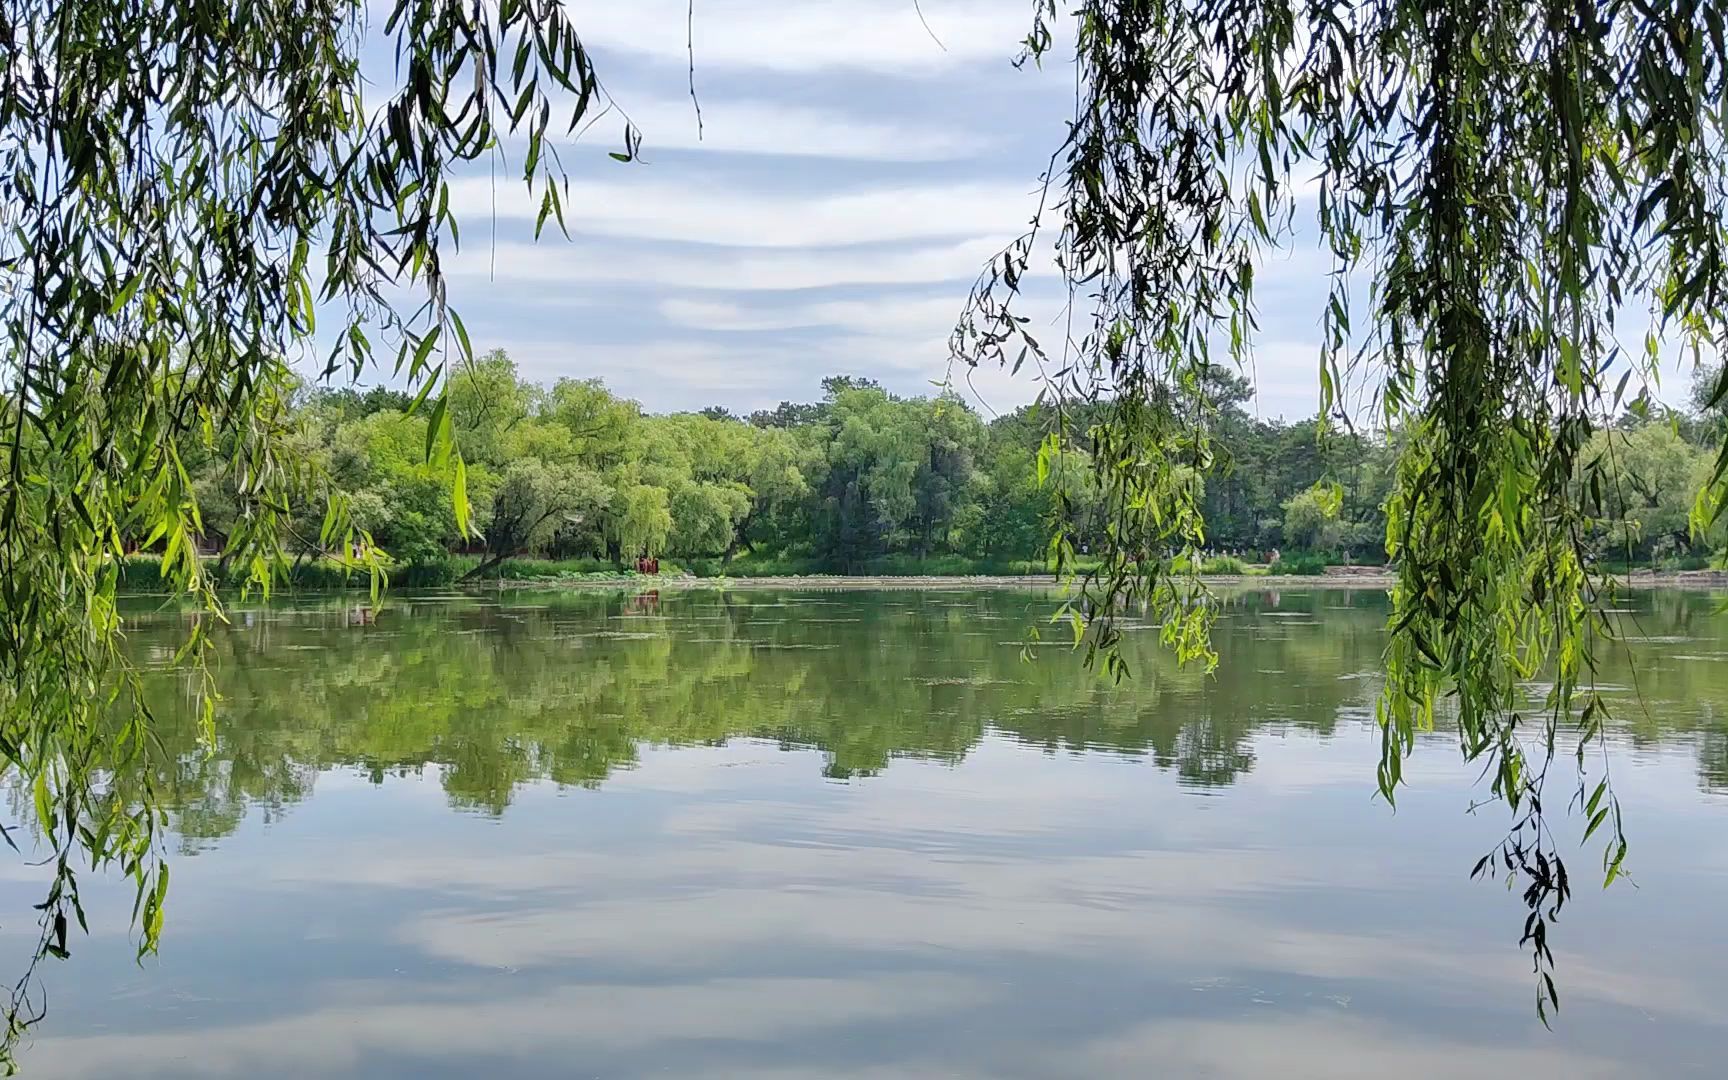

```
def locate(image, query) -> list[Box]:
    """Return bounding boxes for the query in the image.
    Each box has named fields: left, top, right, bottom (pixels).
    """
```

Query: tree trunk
left=460, top=549, right=510, bottom=582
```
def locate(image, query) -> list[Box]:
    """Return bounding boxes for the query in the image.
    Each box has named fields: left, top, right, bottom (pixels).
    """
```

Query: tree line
left=172, top=351, right=1728, bottom=581
left=12, top=0, right=1727, bottom=1041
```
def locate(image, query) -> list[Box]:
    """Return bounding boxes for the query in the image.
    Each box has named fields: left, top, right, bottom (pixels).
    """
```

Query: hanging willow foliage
left=1, top=0, right=1722, bottom=1054
left=0, top=0, right=629, bottom=1062
left=955, top=0, right=1728, bottom=1020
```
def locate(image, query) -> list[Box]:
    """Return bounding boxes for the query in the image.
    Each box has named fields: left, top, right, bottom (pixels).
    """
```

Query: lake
left=3, top=586, right=1726, bottom=1077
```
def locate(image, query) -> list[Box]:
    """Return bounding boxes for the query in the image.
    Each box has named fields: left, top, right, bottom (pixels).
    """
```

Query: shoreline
left=118, top=570, right=1728, bottom=602
left=474, top=572, right=1377, bottom=591
left=473, top=568, right=1728, bottom=592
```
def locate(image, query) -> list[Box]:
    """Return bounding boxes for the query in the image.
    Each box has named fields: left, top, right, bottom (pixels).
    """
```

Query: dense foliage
left=955, top=0, right=1728, bottom=1018
left=8, top=0, right=1728, bottom=1050
left=177, top=354, right=1725, bottom=583
left=0, top=0, right=627, bottom=1061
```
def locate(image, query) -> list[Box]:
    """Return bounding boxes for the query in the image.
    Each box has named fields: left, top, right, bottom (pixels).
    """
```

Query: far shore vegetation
left=142, top=352, right=1728, bottom=591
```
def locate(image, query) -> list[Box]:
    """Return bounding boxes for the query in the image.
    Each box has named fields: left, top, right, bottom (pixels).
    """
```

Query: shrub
left=1270, top=553, right=1330, bottom=576
left=117, top=553, right=464, bottom=592
left=1656, top=553, right=1712, bottom=572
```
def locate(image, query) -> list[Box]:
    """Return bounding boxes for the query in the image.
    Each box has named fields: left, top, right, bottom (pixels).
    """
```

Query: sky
left=386, top=0, right=1689, bottom=423
left=414, top=0, right=1088, bottom=419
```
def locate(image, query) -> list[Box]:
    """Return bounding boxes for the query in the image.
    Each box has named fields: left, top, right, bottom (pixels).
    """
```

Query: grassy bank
left=117, top=550, right=1400, bottom=594
left=117, top=549, right=1728, bottom=597
left=117, top=554, right=465, bottom=591
left=117, top=552, right=1105, bottom=591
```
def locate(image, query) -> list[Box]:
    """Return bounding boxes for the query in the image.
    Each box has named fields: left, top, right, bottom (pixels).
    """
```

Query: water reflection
left=112, top=588, right=1728, bottom=843
left=6, top=587, right=1728, bottom=1077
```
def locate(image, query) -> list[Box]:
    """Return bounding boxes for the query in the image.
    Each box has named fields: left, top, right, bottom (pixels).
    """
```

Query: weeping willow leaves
left=954, top=0, right=1728, bottom=1018
left=0, top=0, right=627, bottom=1063
left=5, top=0, right=1725, bottom=1047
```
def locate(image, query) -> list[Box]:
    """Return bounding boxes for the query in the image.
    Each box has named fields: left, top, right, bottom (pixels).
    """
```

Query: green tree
left=1282, top=484, right=1345, bottom=553
left=669, top=482, right=752, bottom=557
left=908, top=397, right=986, bottom=557
left=0, top=0, right=635, bottom=1053
left=736, top=426, right=814, bottom=558
left=468, top=460, right=610, bottom=579
left=450, top=351, right=539, bottom=469
left=969, top=443, right=1045, bottom=561
left=544, top=378, right=640, bottom=467
left=13, top=0, right=1728, bottom=1040
left=1588, top=421, right=1712, bottom=562
left=610, top=484, right=673, bottom=560
left=807, top=384, right=925, bottom=567
left=948, top=0, right=1728, bottom=1013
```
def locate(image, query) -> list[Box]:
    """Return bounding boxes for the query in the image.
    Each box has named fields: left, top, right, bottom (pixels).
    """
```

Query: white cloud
left=648, top=294, right=1057, bottom=412
left=28, top=973, right=995, bottom=1078
left=496, top=338, right=800, bottom=400
left=445, top=241, right=1331, bottom=419
left=444, top=175, right=1037, bottom=248
left=465, top=329, right=1029, bottom=413
left=448, top=236, right=1007, bottom=291
left=1063, top=1014, right=1627, bottom=1080
left=649, top=294, right=1325, bottom=421
left=658, top=294, right=963, bottom=333
left=354, top=0, right=1366, bottom=424
left=358, top=0, right=1358, bottom=425
left=574, top=0, right=1033, bottom=74
left=585, top=92, right=991, bottom=161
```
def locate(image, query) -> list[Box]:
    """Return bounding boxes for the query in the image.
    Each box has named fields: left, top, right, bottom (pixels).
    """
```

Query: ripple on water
left=743, top=642, right=839, bottom=650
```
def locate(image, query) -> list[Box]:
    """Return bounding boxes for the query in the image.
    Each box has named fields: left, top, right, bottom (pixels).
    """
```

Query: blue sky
left=424, top=0, right=1089, bottom=418
left=405, top=0, right=1688, bottom=422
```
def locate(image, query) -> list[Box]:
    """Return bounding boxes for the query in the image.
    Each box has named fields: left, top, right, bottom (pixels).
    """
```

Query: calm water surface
left=5, top=586, right=1728, bottom=1077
